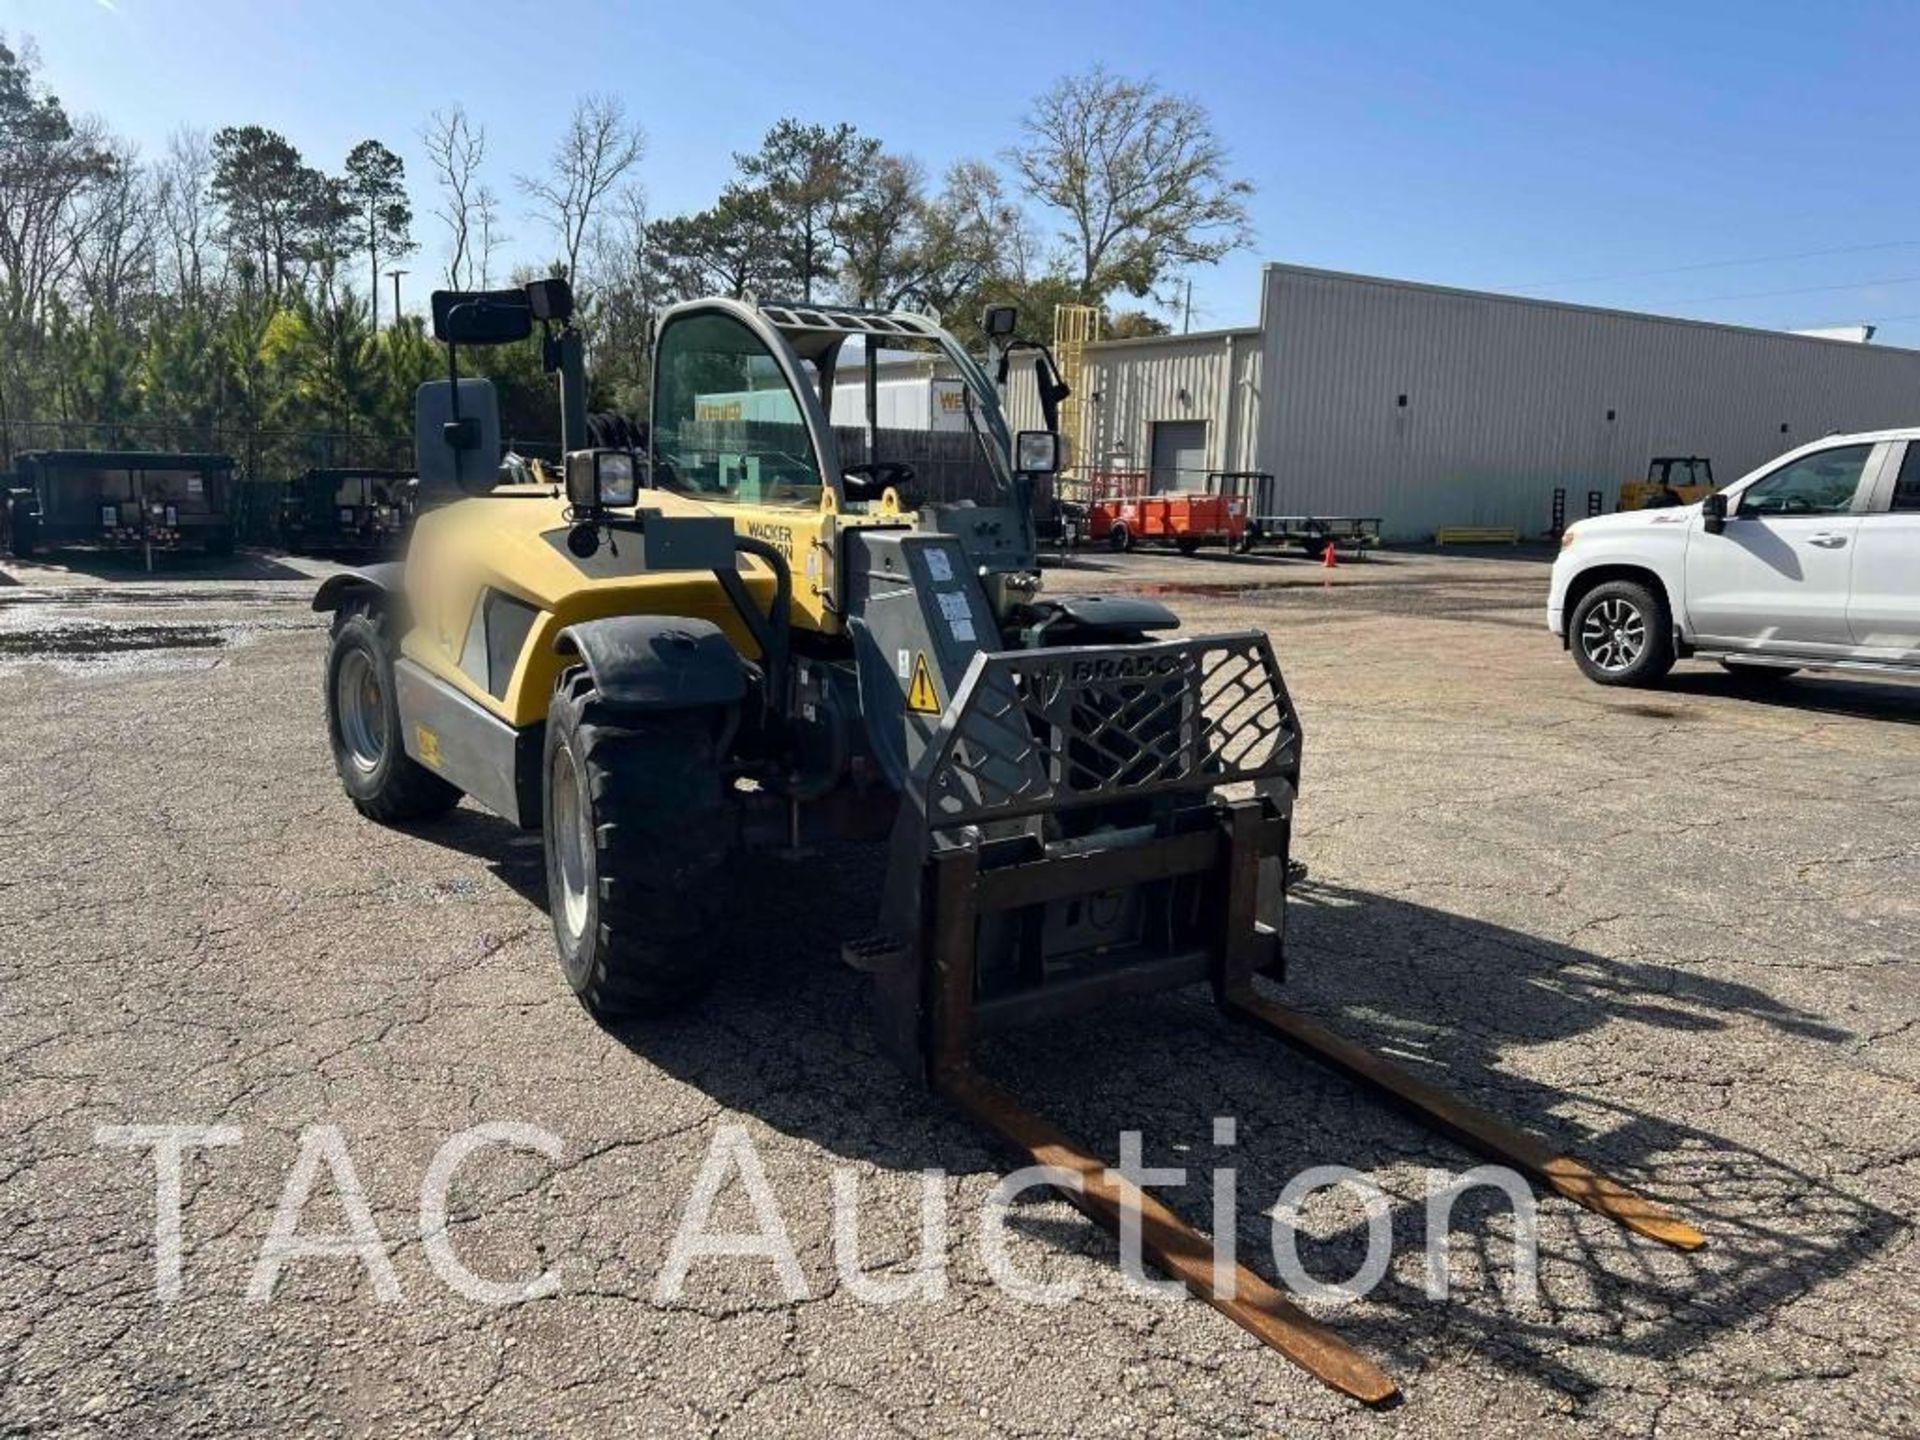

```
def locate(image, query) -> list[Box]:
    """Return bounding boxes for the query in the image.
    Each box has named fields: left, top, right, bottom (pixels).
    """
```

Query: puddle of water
left=0, top=622, right=228, bottom=659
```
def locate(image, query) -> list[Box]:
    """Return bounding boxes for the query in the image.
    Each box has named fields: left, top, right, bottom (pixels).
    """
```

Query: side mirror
left=1701, top=492, right=1727, bottom=534
left=415, top=379, right=501, bottom=495
left=431, top=289, right=533, bottom=346
left=1014, top=431, right=1061, bottom=476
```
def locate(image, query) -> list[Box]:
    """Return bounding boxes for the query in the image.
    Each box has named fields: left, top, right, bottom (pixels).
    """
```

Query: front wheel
left=544, top=673, right=733, bottom=1019
left=1569, top=580, right=1675, bottom=686
left=1108, top=522, right=1133, bottom=553
left=324, top=603, right=462, bottom=822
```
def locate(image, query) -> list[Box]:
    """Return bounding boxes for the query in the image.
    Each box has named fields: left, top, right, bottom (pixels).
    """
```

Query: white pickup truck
left=1549, top=427, right=1920, bottom=686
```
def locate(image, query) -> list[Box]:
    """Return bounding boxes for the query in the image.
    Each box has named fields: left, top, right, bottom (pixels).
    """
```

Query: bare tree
left=0, top=38, right=116, bottom=330
left=1010, top=66, right=1252, bottom=304
left=155, top=127, right=220, bottom=303
left=518, top=95, right=645, bottom=285
left=474, top=184, right=506, bottom=288
left=70, top=136, right=155, bottom=319
left=423, top=105, right=484, bottom=288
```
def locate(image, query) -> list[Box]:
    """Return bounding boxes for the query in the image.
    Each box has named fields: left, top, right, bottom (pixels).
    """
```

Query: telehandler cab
left=316, top=278, right=1702, bottom=1403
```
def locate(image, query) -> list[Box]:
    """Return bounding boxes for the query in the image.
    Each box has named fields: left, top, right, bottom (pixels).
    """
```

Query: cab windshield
left=827, top=333, right=1014, bottom=504
left=652, top=310, right=826, bottom=508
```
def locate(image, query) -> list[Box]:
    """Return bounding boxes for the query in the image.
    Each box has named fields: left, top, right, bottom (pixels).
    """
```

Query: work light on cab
left=566, top=448, right=639, bottom=510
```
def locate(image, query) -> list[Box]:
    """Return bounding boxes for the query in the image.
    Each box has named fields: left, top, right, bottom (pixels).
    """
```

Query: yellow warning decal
left=905, top=653, right=940, bottom=715
left=415, top=724, right=443, bottom=768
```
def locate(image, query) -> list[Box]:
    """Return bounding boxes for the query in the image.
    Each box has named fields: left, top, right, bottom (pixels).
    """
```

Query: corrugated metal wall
left=1255, top=265, right=1920, bottom=539
left=1001, top=333, right=1262, bottom=486
left=1074, top=330, right=1263, bottom=485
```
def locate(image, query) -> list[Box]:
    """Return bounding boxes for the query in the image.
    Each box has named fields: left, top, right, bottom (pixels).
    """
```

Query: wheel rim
left=1580, top=597, right=1647, bottom=673
left=550, top=743, right=591, bottom=944
left=334, top=649, right=388, bottom=772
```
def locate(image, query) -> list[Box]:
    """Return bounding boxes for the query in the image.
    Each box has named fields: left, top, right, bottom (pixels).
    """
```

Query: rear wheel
left=5, top=496, right=37, bottom=558
left=1176, top=536, right=1202, bottom=557
left=1108, top=522, right=1133, bottom=553
left=324, top=602, right=462, bottom=822
left=544, top=671, right=733, bottom=1019
left=1569, top=579, right=1674, bottom=686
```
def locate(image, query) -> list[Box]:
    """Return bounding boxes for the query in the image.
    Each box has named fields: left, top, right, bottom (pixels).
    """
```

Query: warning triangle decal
left=905, top=652, right=940, bottom=714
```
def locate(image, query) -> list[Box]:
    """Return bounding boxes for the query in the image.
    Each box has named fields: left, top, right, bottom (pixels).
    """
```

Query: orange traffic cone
left=1322, top=541, right=1338, bottom=569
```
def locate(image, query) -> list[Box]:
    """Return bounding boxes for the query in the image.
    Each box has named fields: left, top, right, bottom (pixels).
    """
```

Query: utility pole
left=1183, top=278, right=1194, bottom=335
left=388, top=269, right=409, bottom=327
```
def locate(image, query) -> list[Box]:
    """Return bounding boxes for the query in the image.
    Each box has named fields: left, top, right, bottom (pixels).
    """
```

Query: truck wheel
left=1108, top=522, right=1133, bottom=553
left=544, top=671, right=732, bottom=1018
left=1569, top=580, right=1675, bottom=687
left=6, top=497, right=37, bottom=558
left=324, top=602, right=462, bottom=822
left=1176, top=536, right=1202, bottom=557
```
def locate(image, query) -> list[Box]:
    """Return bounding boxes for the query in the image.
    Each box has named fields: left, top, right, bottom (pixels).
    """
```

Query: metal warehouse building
left=1042, top=263, right=1920, bottom=541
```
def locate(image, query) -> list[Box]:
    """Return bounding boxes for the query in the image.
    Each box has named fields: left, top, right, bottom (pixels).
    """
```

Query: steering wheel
left=842, top=460, right=916, bottom=500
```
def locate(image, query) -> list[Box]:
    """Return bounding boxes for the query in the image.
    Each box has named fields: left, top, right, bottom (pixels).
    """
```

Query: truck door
left=1681, top=442, right=1879, bottom=656
left=1847, top=441, right=1920, bottom=659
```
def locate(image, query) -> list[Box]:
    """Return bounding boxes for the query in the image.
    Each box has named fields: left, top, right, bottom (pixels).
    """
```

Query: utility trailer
left=2, top=450, right=236, bottom=562
left=1086, top=467, right=1249, bottom=554
left=1223, top=472, right=1382, bottom=557
left=281, top=467, right=417, bottom=557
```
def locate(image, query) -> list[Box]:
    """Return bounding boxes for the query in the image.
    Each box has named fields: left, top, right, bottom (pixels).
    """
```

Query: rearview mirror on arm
left=415, top=378, right=501, bottom=496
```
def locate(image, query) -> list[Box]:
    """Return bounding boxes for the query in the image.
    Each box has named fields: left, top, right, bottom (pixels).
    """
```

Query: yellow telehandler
left=315, top=279, right=1702, bottom=1403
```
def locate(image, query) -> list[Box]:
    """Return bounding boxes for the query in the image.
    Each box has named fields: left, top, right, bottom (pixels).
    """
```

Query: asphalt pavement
left=0, top=543, right=1914, bottom=1437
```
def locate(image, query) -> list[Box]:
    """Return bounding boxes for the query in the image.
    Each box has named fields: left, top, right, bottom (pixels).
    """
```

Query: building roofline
left=1085, top=324, right=1261, bottom=353
left=1258, top=261, right=1920, bottom=357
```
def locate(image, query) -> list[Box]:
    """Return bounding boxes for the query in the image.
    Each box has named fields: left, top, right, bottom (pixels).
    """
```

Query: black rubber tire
left=1720, top=659, right=1800, bottom=683
left=1176, top=536, right=1202, bottom=557
left=6, top=497, right=37, bottom=559
left=324, top=602, right=463, bottom=822
left=543, top=670, right=732, bottom=1019
left=1568, top=579, right=1675, bottom=687
left=1108, top=522, right=1133, bottom=553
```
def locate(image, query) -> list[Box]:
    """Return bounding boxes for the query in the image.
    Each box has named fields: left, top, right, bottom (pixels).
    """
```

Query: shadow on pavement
left=6, top=548, right=311, bottom=583
left=1663, top=666, right=1920, bottom=725
left=415, top=811, right=1901, bottom=1398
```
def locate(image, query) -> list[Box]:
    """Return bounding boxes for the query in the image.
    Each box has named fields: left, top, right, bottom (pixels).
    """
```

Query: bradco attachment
left=856, top=630, right=1702, bottom=1404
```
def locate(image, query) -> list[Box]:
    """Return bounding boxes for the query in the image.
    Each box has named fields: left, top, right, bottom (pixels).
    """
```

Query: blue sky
left=11, top=0, right=1920, bottom=346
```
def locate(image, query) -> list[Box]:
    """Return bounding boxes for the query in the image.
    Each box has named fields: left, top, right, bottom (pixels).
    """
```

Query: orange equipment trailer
left=1085, top=468, right=1248, bottom=555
